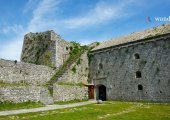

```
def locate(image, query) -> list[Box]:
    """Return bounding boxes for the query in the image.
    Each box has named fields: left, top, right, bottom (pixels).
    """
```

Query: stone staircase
left=47, top=45, right=88, bottom=95
left=52, top=59, right=80, bottom=83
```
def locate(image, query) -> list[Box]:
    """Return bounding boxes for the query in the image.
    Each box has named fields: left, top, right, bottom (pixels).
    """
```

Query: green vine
left=71, top=65, right=76, bottom=73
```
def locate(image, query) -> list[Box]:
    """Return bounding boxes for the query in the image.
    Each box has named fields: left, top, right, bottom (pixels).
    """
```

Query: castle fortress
left=89, top=24, right=170, bottom=102
left=0, top=24, right=170, bottom=104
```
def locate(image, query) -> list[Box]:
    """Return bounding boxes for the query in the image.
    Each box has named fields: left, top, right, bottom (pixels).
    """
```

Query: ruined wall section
left=90, top=34, right=170, bottom=102
left=50, top=31, right=71, bottom=69
left=0, top=59, right=55, bottom=85
left=21, top=30, right=71, bottom=68
left=21, top=31, right=55, bottom=67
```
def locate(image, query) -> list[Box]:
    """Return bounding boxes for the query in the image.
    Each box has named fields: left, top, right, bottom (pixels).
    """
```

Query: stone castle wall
left=21, top=30, right=70, bottom=68
left=90, top=33, right=170, bottom=102
left=52, top=32, right=71, bottom=69
left=0, top=86, right=53, bottom=104
left=0, top=59, right=55, bottom=85
left=53, top=84, right=88, bottom=101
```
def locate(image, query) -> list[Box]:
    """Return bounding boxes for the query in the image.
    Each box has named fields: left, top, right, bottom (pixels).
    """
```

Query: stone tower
left=21, top=30, right=70, bottom=68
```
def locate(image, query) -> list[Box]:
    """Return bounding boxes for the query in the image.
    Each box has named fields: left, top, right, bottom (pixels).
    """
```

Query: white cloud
left=64, top=0, right=136, bottom=28
left=0, top=24, right=25, bottom=60
left=1, top=24, right=24, bottom=34
left=0, top=37, right=23, bottom=61
left=27, top=0, right=61, bottom=32
left=23, top=0, right=39, bottom=14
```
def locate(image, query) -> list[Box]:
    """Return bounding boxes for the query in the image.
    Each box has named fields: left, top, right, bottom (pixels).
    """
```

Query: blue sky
left=0, top=0, right=169, bottom=61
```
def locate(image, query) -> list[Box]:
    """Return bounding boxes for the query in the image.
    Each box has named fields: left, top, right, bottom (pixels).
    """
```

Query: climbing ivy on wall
left=71, top=65, right=76, bottom=73
left=76, top=58, right=81, bottom=65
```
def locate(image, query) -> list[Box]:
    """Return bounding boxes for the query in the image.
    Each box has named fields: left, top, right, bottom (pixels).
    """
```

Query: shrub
left=71, top=66, right=76, bottom=73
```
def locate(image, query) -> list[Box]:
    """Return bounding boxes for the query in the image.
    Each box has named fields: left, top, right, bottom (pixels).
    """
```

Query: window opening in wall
left=138, top=84, right=143, bottom=90
left=158, top=79, right=160, bottom=84
left=134, top=53, right=140, bottom=59
left=136, top=71, right=141, bottom=78
left=99, top=63, right=103, bottom=70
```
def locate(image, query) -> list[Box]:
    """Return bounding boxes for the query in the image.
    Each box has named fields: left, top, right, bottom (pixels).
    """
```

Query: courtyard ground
left=0, top=101, right=169, bottom=120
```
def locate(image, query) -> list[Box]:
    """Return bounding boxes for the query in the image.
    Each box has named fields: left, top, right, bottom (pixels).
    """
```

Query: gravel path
left=0, top=100, right=96, bottom=116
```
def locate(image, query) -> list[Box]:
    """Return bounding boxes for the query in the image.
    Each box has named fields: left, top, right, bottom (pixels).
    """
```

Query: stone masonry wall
left=90, top=34, right=170, bottom=102
left=0, top=59, right=55, bottom=85
left=52, top=32, right=71, bottom=69
left=57, top=52, right=89, bottom=84
left=53, top=85, right=88, bottom=101
left=0, top=86, right=53, bottom=104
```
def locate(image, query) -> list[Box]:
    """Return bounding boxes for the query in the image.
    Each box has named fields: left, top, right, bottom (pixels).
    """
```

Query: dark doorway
left=99, top=85, right=106, bottom=101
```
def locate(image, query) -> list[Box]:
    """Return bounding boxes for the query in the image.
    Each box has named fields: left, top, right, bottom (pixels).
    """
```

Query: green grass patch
left=0, top=101, right=169, bottom=120
left=0, top=81, right=31, bottom=86
left=0, top=101, right=44, bottom=111
left=54, top=99, right=88, bottom=105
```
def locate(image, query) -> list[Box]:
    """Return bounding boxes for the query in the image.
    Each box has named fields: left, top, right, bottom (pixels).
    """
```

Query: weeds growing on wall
left=57, top=82, right=84, bottom=86
left=71, top=65, right=76, bottom=73
left=0, top=81, right=31, bottom=86
left=87, top=42, right=100, bottom=64
left=49, top=42, right=88, bottom=82
left=76, top=58, right=81, bottom=65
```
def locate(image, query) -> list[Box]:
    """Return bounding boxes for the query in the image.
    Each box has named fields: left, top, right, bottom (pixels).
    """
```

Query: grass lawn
left=0, top=101, right=169, bottom=120
left=54, top=99, right=88, bottom=105
left=0, top=101, right=44, bottom=111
